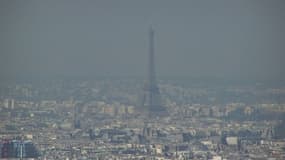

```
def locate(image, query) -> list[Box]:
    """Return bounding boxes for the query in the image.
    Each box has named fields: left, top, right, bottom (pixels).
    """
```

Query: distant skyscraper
left=4, top=99, right=14, bottom=109
left=0, top=140, right=39, bottom=158
left=142, top=27, right=168, bottom=117
left=74, top=103, right=81, bottom=129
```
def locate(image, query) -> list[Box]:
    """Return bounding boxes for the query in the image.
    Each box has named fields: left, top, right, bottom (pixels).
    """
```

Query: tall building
left=74, top=103, right=81, bottom=129
left=142, top=27, right=168, bottom=117
left=4, top=99, right=14, bottom=109
left=0, top=140, right=39, bottom=158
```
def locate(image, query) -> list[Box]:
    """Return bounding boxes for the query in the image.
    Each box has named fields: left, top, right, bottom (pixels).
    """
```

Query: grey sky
left=1, top=0, right=285, bottom=81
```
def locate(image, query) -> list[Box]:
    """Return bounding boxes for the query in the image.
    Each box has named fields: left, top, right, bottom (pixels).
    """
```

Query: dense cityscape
left=0, top=78, right=285, bottom=159
left=1, top=0, right=285, bottom=160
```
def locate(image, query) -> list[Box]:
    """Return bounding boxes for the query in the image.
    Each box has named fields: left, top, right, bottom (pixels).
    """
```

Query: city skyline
left=1, top=1, right=285, bottom=159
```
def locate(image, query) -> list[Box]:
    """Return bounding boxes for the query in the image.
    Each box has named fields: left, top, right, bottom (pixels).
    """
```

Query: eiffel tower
left=142, top=27, right=168, bottom=117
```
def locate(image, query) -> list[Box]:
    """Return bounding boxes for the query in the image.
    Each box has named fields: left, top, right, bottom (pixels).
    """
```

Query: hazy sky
left=1, top=0, right=285, bottom=81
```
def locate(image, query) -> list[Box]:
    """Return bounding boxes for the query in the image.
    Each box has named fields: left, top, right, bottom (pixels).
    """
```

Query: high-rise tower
left=74, top=103, right=81, bottom=129
left=142, top=27, right=167, bottom=117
